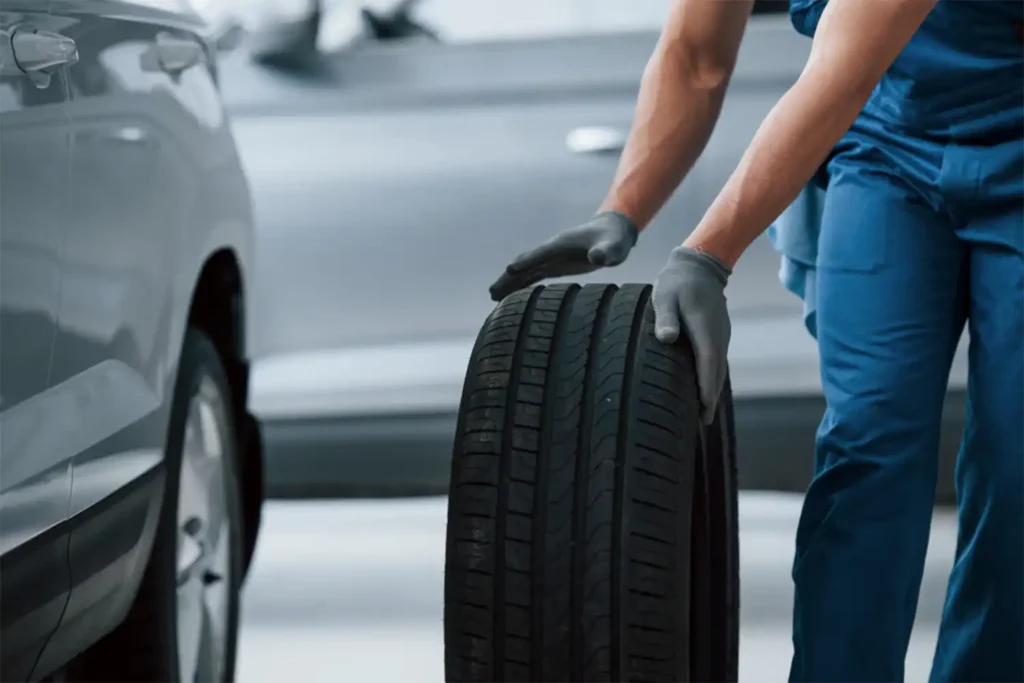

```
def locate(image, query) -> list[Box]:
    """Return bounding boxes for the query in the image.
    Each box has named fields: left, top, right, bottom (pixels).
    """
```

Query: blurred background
left=206, top=0, right=966, bottom=679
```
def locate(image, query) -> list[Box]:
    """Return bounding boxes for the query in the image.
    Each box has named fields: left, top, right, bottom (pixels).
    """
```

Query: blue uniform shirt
left=767, top=0, right=1024, bottom=337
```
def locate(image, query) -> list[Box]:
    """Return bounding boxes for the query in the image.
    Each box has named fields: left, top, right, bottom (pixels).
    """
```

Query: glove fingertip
left=654, top=326, right=679, bottom=344
left=489, top=275, right=520, bottom=302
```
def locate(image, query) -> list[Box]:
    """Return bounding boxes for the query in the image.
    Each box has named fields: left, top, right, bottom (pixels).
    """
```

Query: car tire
left=69, top=328, right=245, bottom=682
left=443, top=283, right=739, bottom=682
left=691, top=374, right=740, bottom=682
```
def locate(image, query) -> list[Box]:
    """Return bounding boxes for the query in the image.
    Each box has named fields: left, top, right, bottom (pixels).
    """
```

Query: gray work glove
left=489, top=211, right=638, bottom=301
left=652, top=246, right=732, bottom=425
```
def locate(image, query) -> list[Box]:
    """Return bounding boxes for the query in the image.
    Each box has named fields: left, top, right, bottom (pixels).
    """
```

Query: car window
left=405, top=0, right=789, bottom=44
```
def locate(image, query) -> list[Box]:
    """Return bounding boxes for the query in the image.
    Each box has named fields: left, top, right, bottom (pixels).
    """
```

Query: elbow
left=652, top=39, right=735, bottom=93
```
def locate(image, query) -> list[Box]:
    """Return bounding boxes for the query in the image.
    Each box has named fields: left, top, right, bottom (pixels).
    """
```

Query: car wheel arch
left=186, top=248, right=263, bottom=576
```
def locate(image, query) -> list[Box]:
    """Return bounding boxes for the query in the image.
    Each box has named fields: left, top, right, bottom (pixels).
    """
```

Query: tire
left=691, top=375, right=740, bottom=682
left=70, top=328, right=244, bottom=682
left=443, top=283, right=740, bottom=682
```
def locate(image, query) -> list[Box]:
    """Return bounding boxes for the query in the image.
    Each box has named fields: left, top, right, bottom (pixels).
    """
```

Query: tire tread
left=445, top=284, right=737, bottom=683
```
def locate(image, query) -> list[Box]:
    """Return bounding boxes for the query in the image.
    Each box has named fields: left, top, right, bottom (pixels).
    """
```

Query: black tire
left=69, top=329, right=244, bottom=682
left=692, top=375, right=740, bottom=682
left=443, top=283, right=740, bottom=682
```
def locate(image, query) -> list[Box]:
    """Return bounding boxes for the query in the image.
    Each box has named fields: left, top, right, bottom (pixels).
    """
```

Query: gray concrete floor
left=237, top=493, right=958, bottom=682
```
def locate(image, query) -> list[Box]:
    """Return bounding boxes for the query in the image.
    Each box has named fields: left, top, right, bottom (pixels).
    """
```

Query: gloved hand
left=489, top=211, right=638, bottom=302
left=652, top=246, right=732, bottom=425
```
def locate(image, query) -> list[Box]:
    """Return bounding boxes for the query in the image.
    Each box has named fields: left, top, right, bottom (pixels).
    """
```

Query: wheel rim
left=176, top=376, right=232, bottom=683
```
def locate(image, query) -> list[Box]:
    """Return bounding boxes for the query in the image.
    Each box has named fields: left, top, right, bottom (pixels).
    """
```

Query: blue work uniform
left=769, top=1, right=1024, bottom=680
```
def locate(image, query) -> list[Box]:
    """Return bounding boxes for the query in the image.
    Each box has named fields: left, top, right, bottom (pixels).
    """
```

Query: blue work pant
left=789, top=114, right=1024, bottom=682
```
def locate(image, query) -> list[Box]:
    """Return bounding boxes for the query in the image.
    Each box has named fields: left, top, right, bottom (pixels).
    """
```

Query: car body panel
left=17, top=1, right=255, bottom=677
left=229, top=13, right=967, bottom=403
left=257, top=391, right=967, bottom=502
left=223, top=2, right=966, bottom=500
left=229, top=18, right=811, bottom=369
left=0, top=3, right=75, bottom=678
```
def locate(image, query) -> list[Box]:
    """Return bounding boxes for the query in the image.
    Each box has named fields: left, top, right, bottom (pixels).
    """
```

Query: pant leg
left=930, top=143, right=1024, bottom=683
left=789, top=133, right=967, bottom=683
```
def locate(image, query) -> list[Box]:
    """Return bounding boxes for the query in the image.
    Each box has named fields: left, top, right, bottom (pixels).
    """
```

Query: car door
left=236, top=0, right=666, bottom=360
left=0, top=4, right=75, bottom=680
left=32, top=0, right=222, bottom=672
left=233, top=0, right=808, bottom=384
left=398, top=0, right=813, bottom=400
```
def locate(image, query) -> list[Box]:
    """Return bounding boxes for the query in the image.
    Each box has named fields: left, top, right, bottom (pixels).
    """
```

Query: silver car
left=225, top=0, right=967, bottom=502
left=0, top=1, right=262, bottom=680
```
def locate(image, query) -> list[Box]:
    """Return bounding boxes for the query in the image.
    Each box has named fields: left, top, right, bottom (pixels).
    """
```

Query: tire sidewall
left=158, top=329, right=245, bottom=682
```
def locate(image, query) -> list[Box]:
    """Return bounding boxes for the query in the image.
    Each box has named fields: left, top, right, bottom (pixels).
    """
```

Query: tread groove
left=571, top=285, right=616, bottom=682
left=612, top=285, right=650, bottom=681
left=494, top=286, right=543, bottom=681
left=532, top=284, right=579, bottom=682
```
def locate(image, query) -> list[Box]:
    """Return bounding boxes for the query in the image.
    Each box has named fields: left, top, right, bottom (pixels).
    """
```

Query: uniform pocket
left=816, top=159, right=893, bottom=274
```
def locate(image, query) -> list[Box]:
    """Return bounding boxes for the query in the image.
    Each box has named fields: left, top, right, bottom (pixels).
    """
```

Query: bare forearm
left=598, top=0, right=754, bottom=232
left=598, top=48, right=730, bottom=231
left=683, top=67, right=867, bottom=267
left=684, top=0, right=939, bottom=268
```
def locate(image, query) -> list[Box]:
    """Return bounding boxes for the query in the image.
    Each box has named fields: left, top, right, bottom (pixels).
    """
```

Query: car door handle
left=141, top=32, right=203, bottom=76
left=78, top=126, right=152, bottom=146
left=0, top=27, right=77, bottom=88
left=10, top=28, right=78, bottom=72
left=566, top=126, right=627, bottom=155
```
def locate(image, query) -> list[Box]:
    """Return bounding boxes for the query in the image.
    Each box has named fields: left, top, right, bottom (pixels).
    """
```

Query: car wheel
left=70, top=328, right=244, bottom=682
left=443, top=283, right=740, bottom=682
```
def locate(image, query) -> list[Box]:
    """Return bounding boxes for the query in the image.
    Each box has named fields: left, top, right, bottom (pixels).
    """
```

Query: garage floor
left=238, top=494, right=957, bottom=682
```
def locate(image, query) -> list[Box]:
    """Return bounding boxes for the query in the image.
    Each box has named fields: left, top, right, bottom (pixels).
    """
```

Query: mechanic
left=488, top=0, right=1024, bottom=680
